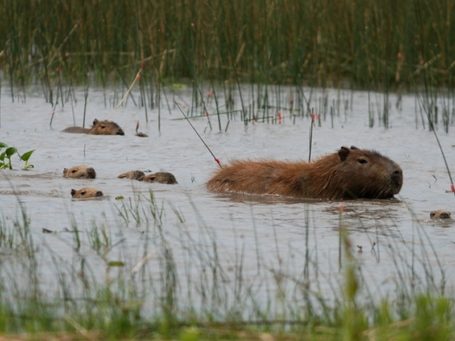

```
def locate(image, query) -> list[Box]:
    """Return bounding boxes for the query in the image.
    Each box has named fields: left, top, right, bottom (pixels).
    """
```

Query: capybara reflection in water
left=207, top=146, right=403, bottom=200
left=63, top=165, right=96, bottom=179
left=62, top=119, right=124, bottom=135
left=118, top=170, right=177, bottom=184
left=71, top=187, right=103, bottom=199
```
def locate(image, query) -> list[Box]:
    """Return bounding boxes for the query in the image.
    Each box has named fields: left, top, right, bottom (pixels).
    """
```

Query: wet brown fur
left=63, top=165, right=96, bottom=179
left=207, top=146, right=403, bottom=200
left=62, top=119, right=124, bottom=135
left=143, top=172, right=177, bottom=184
left=71, top=187, right=103, bottom=199
left=118, top=170, right=145, bottom=180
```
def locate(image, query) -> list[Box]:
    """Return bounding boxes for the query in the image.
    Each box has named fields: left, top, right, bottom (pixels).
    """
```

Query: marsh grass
left=0, top=193, right=452, bottom=339
left=1, top=0, right=454, bottom=91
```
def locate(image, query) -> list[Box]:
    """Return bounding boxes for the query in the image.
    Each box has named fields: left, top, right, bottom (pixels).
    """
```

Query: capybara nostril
left=96, top=191, right=103, bottom=197
left=117, top=130, right=125, bottom=135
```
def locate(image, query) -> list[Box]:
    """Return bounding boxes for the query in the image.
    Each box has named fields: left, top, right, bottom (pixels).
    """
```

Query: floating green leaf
left=20, top=150, right=35, bottom=162
left=5, top=147, right=17, bottom=157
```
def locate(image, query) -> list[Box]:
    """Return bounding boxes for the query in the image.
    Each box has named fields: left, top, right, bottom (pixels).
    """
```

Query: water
left=0, top=84, right=454, bottom=317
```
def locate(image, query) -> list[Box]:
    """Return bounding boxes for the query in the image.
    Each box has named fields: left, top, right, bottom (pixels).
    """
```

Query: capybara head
left=63, top=165, right=96, bottom=179
left=430, top=210, right=451, bottom=219
left=143, top=172, right=177, bottom=184
left=71, top=187, right=103, bottom=199
left=89, top=119, right=124, bottom=135
left=118, top=170, right=145, bottom=181
left=327, top=146, right=403, bottom=199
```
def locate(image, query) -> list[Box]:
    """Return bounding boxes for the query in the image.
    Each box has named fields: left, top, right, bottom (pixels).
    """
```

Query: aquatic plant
left=0, top=142, right=34, bottom=170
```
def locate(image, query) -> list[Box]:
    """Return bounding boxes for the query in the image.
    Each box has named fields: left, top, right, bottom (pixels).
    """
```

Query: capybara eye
left=81, top=191, right=86, bottom=195
left=71, top=169, right=77, bottom=173
left=357, top=158, right=368, bottom=164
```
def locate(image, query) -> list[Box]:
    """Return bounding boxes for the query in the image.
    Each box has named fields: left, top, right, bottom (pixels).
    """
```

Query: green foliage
left=0, top=0, right=454, bottom=88
left=0, top=142, right=34, bottom=170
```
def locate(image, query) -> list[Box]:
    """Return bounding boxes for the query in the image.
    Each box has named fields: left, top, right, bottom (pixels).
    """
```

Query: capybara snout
left=207, top=146, right=403, bottom=200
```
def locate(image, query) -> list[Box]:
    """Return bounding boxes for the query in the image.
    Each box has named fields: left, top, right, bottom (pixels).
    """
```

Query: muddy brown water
left=0, top=85, right=454, bottom=314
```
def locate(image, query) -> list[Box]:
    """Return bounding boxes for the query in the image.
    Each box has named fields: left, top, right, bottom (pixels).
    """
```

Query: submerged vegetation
left=0, top=0, right=454, bottom=89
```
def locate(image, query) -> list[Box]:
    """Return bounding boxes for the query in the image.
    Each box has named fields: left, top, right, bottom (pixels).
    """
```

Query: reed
left=0, top=0, right=454, bottom=89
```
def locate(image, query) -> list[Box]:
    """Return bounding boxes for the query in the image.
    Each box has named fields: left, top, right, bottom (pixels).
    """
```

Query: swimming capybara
left=63, top=165, right=96, bottom=179
left=207, top=146, right=403, bottom=200
left=71, top=187, right=103, bottom=199
left=62, top=119, right=124, bottom=135
left=118, top=170, right=145, bottom=180
left=430, top=210, right=451, bottom=219
left=143, top=172, right=178, bottom=184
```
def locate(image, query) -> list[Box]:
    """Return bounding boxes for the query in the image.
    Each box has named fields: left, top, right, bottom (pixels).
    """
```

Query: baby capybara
left=430, top=210, right=451, bottom=219
left=71, top=187, right=103, bottom=199
left=118, top=170, right=177, bottom=184
left=207, top=146, right=403, bottom=200
left=143, top=172, right=177, bottom=184
left=118, top=170, right=145, bottom=180
left=62, top=119, right=124, bottom=135
left=63, top=165, right=96, bottom=179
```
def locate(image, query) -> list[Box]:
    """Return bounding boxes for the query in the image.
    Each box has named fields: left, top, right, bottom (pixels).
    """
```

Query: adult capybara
left=118, top=170, right=146, bottom=180
left=63, top=165, right=96, bottom=179
left=71, top=187, right=103, bottom=199
left=62, top=119, right=124, bottom=135
left=143, top=172, right=178, bottom=184
left=207, top=146, right=403, bottom=200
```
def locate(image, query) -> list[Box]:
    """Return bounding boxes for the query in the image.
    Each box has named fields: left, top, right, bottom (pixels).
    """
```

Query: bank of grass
left=0, top=0, right=454, bottom=89
left=0, top=194, right=452, bottom=340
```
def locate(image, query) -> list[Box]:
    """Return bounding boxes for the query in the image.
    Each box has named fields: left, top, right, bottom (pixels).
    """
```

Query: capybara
left=143, top=172, right=178, bottom=184
left=62, top=119, right=124, bottom=135
left=118, top=170, right=145, bottom=181
left=430, top=210, right=451, bottom=219
left=207, top=146, right=403, bottom=200
left=71, top=187, right=103, bottom=199
left=63, top=165, right=96, bottom=179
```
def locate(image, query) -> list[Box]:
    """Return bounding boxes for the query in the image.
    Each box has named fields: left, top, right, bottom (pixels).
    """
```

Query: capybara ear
left=93, top=119, right=99, bottom=125
left=63, top=168, right=68, bottom=175
left=71, top=189, right=76, bottom=197
left=338, top=146, right=350, bottom=161
left=350, top=146, right=359, bottom=150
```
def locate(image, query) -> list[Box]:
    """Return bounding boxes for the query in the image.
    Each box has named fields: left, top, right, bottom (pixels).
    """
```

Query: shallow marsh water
left=0, top=84, right=454, bottom=317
